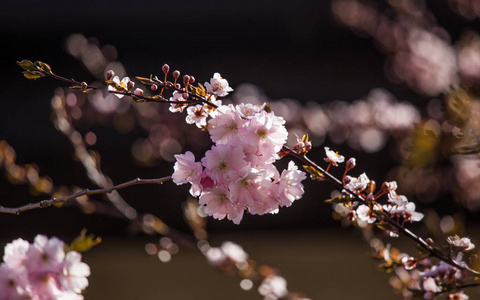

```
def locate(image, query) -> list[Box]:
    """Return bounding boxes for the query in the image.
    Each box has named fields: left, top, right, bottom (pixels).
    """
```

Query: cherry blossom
left=204, top=72, right=233, bottom=97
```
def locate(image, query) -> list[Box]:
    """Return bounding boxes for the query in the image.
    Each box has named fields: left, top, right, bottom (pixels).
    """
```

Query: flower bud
left=173, top=70, right=180, bottom=79
left=127, top=80, right=135, bottom=90
left=183, top=75, right=190, bottom=86
left=162, top=64, right=170, bottom=74
left=189, top=76, right=195, bottom=84
left=346, top=157, right=356, bottom=171
left=81, top=81, right=88, bottom=90
left=134, top=88, right=144, bottom=96
left=343, top=175, right=352, bottom=185
left=175, top=83, right=181, bottom=89
left=106, top=70, right=115, bottom=80
left=151, top=84, right=158, bottom=91
left=402, top=257, right=417, bottom=270
left=182, top=93, right=189, bottom=99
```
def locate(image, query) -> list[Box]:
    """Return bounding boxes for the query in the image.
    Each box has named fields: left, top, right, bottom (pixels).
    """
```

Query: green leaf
left=35, top=61, right=52, bottom=74
left=67, top=229, right=101, bottom=253
left=22, top=72, right=42, bottom=80
left=325, top=196, right=347, bottom=204
left=17, top=60, right=38, bottom=71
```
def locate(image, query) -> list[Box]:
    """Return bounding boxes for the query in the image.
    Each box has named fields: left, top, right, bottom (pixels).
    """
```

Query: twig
left=284, top=145, right=480, bottom=276
left=0, top=176, right=172, bottom=215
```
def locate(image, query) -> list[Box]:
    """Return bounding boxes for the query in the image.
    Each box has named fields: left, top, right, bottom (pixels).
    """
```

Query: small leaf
left=17, top=60, right=38, bottom=71
left=35, top=61, right=52, bottom=74
left=67, top=229, right=101, bottom=253
left=325, top=196, right=347, bottom=204
left=22, top=71, right=43, bottom=80
left=136, top=76, right=154, bottom=85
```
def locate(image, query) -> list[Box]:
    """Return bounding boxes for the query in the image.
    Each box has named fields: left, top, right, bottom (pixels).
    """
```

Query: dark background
left=1, top=1, right=480, bottom=299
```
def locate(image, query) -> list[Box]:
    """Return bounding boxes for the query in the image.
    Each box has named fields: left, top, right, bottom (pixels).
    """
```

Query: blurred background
left=1, top=0, right=480, bottom=299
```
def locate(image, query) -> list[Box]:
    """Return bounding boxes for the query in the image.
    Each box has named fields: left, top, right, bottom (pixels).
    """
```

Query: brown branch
left=0, top=176, right=172, bottom=215
left=284, top=145, right=480, bottom=276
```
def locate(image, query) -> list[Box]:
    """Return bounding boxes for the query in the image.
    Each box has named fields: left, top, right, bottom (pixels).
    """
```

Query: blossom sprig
left=172, top=102, right=307, bottom=223
left=17, top=60, right=97, bottom=93
left=284, top=145, right=479, bottom=279
left=0, top=234, right=91, bottom=300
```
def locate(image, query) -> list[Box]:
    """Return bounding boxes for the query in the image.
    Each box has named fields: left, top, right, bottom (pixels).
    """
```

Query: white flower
left=356, top=204, right=376, bottom=223
left=108, top=76, right=133, bottom=98
left=258, top=275, right=288, bottom=299
left=324, top=147, right=345, bottom=166
left=344, top=172, right=370, bottom=193
left=204, top=73, right=234, bottom=97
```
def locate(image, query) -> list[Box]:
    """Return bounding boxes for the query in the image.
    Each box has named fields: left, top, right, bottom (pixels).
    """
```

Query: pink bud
left=106, top=70, right=115, bottom=80
left=346, top=157, right=356, bottom=171
left=183, top=75, right=190, bottom=86
left=173, top=70, right=180, bottom=79
left=162, top=64, right=170, bottom=74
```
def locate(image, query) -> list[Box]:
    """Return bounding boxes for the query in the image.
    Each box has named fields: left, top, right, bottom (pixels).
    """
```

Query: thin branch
left=0, top=176, right=172, bottom=215
left=284, top=145, right=480, bottom=276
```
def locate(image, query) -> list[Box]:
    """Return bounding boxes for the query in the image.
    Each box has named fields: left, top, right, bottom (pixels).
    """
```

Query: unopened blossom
left=204, top=73, right=234, bottom=97
left=324, top=147, right=345, bottom=166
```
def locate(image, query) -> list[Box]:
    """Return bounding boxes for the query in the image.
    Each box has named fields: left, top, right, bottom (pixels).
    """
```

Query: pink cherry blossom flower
left=201, top=144, right=248, bottom=185
left=207, top=104, right=245, bottom=144
left=59, top=251, right=91, bottom=294
left=204, top=73, right=234, bottom=97
left=3, top=238, right=29, bottom=271
left=24, top=235, right=65, bottom=274
left=198, top=186, right=243, bottom=224
left=274, top=161, right=306, bottom=207
left=0, top=264, right=29, bottom=300
left=172, top=151, right=202, bottom=196
left=246, top=110, right=288, bottom=162
left=229, top=168, right=270, bottom=207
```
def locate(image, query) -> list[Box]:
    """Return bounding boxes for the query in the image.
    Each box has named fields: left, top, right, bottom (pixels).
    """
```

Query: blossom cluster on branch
left=0, top=235, right=90, bottom=300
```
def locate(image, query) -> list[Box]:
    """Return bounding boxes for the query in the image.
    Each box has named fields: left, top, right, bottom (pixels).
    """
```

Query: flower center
left=218, top=161, right=228, bottom=170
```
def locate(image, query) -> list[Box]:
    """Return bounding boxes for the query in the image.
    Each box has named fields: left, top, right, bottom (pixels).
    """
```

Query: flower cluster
left=172, top=81, right=306, bottom=223
left=0, top=235, right=90, bottom=300
left=322, top=147, right=424, bottom=229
